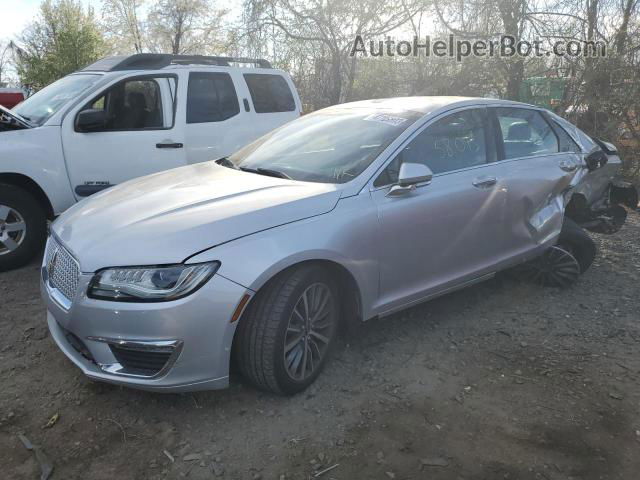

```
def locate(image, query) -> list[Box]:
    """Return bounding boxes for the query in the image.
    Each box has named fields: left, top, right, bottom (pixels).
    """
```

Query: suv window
left=81, top=76, right=175, bottom=131
left=244, top=74, right=295, bottom=113
left=495, top=108, right=558, bottom=159
left=187, top=72, right=240, bottom=123
left=374, top=109, right=488, bottom=187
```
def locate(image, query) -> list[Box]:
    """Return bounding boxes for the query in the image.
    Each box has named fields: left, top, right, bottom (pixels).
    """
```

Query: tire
left=234, top=265, right=340, bottom=395
left=558, top=217, right=596, bottom=273
left=0, top=184, right=47, bottom=272
left=509, top=217, right=596, bottom=288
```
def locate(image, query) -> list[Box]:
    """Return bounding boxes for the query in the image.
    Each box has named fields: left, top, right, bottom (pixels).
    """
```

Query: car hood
left=0, top=104, right=32, bottom=130
left=53, top=163, right=341, bottom=272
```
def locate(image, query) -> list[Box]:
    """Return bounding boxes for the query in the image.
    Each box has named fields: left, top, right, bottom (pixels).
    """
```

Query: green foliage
left=16, top=0, right=108, bottom=90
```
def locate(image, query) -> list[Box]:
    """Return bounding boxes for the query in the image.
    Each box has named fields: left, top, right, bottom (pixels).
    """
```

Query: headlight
left=88, top=262, right=220, bottom=302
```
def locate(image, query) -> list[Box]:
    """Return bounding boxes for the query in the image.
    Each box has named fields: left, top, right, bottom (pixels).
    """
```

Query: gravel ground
left=1, top=211, right=639, bottom=480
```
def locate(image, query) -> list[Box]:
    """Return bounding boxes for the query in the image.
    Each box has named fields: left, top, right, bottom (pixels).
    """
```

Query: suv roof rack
left=82, top=54, right=272, bottom=72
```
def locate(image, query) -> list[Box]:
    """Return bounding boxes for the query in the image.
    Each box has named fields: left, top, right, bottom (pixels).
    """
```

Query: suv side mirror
left=387, top=162, right=433, bottom=197
left=76, top=109, right=107, bottom=132
left=585, top=150, right=608, bottom=171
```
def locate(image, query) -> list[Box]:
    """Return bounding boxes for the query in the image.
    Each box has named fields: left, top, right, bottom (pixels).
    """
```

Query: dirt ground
left=1, top=212, right=639, bottom=480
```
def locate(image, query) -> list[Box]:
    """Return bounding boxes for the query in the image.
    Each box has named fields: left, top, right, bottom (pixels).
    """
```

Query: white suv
left=0, top=54, right=301, bottom=271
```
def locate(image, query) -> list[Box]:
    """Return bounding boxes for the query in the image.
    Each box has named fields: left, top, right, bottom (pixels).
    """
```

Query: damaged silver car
left=42, top=97, right=635, bottom=395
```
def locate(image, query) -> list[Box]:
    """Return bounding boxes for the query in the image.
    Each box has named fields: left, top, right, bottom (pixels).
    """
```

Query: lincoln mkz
left=42, top=97, right=637, bottom=394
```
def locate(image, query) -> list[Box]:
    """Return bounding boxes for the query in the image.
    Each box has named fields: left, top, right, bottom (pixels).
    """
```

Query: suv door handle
left=559, top=159, right=578, bottom=172
left=472, top=176, right=497, bottom=188
left=156, top=142, right=183, bottom=149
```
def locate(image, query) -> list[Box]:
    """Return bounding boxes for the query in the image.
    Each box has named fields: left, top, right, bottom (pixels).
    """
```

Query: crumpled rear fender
left=520, top=160, right=587, bottom=247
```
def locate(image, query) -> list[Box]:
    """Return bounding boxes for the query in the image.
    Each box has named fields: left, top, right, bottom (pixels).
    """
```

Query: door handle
left=472, top=176, right=497, bottom=188
left=156, top=142, right=183, bottom=149
left=559, top=159, right=578, bottom=172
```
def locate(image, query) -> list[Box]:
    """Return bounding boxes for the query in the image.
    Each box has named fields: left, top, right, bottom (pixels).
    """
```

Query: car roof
left=329, top=96, right=538, bottom=115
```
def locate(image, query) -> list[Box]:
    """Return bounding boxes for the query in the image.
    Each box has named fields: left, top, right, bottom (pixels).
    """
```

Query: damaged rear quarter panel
left=500, top=152, right=584, bottom=254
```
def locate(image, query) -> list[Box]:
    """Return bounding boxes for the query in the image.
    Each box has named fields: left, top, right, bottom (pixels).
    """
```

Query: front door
left=61, top=74, right=186, bottom=199
left=371, top=107, right=508, bottom=314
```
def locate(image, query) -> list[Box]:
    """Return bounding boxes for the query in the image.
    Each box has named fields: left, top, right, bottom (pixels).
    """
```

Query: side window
left=187, top=72, right=239, bottom=123
left=495, top=108, right=558, bottom=159
left=374, top=109, right=488, bottom=187
left=243, top=74, right=295, bottom=113
left=551, top=121, right=581, bottom=153
left=80, top=77, right=174, bottom=131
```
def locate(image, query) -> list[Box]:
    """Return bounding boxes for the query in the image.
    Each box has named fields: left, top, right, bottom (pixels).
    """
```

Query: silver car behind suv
left=42, top=97, right=634, bottom=395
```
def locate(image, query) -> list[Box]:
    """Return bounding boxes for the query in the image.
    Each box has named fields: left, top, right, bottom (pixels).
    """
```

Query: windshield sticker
left=363, top=113, right=408, bottom=127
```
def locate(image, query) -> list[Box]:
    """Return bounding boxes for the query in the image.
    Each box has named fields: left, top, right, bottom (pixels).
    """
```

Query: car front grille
left=45, top=237, right=80, bottom=302
left=109, top=344, right=174, bottom=377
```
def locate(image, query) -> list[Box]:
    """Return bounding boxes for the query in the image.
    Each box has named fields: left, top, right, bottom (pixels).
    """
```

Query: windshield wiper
left=216, top=158, right=291, bottom=179
left=215, top=157, right=239, bottom=170
left=240, top=166, right=292, bottom=180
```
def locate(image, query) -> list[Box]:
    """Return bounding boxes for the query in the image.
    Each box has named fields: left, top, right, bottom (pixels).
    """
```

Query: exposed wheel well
left=564, top=192, right=589, bottom=224
left=0, top=173, right=54, bottom=220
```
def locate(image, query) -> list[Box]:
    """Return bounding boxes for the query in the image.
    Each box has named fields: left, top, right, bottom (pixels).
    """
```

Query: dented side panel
left=498, top=152, right=583, bottom=258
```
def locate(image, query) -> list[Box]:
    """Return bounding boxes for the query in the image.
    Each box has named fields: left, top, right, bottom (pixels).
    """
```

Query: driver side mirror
left=387, top=162, right=433, bottom=197
left=585, top=150, right=608, bottom=172
left=75, top=109, right=107, bottom=132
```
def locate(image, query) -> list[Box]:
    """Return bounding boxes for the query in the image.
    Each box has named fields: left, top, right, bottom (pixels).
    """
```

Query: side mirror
left=387, top=162, right=433, bottom=197
left=585, top=150, right=608, bottom=171
left=75, top=109, right=107, bottom=132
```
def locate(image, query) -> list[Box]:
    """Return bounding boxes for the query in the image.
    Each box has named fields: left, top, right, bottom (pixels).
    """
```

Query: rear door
left=370, top=107, right=509, bottom=314
left=242, top=72, right=300, bottom=137
left=183, top=70, right=249, bottom=164
left=489, top=107, right=581, bottom=259
left=62, top=73, right=186, bottom=199
left=182, top=70, right=301, bottom=164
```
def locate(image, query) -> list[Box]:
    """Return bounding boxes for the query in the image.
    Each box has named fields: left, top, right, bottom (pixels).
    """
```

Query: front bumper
left=42, top=268, right=250, bottom=392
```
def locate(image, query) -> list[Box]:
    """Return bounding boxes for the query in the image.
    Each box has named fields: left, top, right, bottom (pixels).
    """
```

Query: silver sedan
left=42, top=97, right=630, bottom=395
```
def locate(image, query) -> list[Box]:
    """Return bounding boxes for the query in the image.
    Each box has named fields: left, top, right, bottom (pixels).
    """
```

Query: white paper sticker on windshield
left=363, top=113, right=408, bottom=127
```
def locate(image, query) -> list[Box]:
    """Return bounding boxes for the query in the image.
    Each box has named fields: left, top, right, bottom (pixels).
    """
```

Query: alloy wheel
left=283, top=282, right=336, bottom=381
left=518, top=245, right=581, bottom=288
left=0, top=205, right=27, bottom=256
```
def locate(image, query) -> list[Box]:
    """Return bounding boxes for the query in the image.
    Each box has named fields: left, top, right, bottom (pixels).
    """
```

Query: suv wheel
left=0, top=184, right=47, bottom=272
left=235, top=265, right=339, bottom=395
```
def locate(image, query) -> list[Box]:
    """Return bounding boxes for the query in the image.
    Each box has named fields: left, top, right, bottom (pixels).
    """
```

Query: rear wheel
left=235, top=265, right=339, bottom=395
left=0, top=184, right=47, bottom=272
left=514, top=245, right=581, bottom=288
left=558, top=217, right=596, bottom=273
left=512, top=218, right=596, bottom=288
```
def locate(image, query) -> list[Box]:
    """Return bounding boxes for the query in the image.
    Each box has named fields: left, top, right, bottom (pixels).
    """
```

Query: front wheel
left=235, top=265, right=340, bottom=395
left=0, top=184, right=47, bottom=272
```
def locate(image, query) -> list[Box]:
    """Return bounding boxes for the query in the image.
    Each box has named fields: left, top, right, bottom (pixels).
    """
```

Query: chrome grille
left=45, top=237, right=80, bottom=302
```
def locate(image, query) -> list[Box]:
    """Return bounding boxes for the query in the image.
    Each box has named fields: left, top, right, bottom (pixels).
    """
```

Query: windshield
left=13, top=74, right=102, bottom=126
left=228, top=109, right=420, bottom=184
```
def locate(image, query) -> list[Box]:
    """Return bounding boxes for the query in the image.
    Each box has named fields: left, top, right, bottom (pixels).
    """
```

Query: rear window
left=495, top=108, right=558, bottom=159
left=244, top=74, right=296, bottom=113
left=187, top=72, right=239, bottom=123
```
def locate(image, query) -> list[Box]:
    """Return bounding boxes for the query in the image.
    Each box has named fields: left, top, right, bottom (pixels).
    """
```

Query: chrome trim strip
left=42, top=265, right=73, bottom=311
left=85, top=336, right=184, bottom=379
